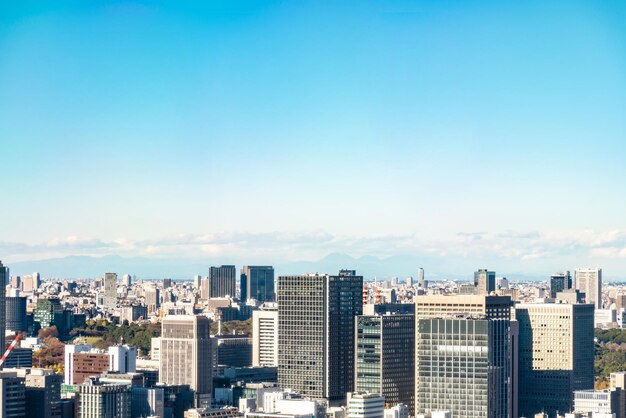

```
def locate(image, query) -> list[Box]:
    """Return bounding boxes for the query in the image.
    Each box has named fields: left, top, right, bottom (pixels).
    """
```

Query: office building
left=418, top=268, right=426, bottom=289
left=573, top=389, right=623, bottom=418
left=474, top=269, right=496, bottom=295
left=241, top=266, right=275, bottom=302
left=131, top=386, right=165, bottom=418
left=550, top=271, right=572, bottom=298
left=75, top=377, right=131, bottom=418
left=214, top=335, right=252, bottom=368
left=0, top=371, right=26, bottom=417
left=33, top=297, right=64, bottom=329
left=208, top=266, right=237, bottom=298
left=514, top=302, right=594, bottom=417
left=108, top=346, right=137, bottom=374
left=384, top=404, right=410, bottom=418
left=72, top=353, right=110, bottom=386
left=194, top=275, right=202, bottom=289
left=575, top=268, right=603, bottom=309
left=0, top=261, right=8, bottom=355
left=277, top=270, right=363, bottom=403
left=20, top=368, right=63, bottom=418
left=416, top=317, right=517, bottom=418
left=33, top=272, right=40, bottom=289
left=4, top=348, right=33, bottom=368
left=160, top=315, right=212, bottom=407
left=122, top=274, right=132, bottom=288
left=120, top=305, right=148, bottom=323
left=103, top=273, right=118, bottom=308
left=347, top=392, right=385, bottom=418
left=64, top=344, right=92, bottom=384
left=145, top=287, right=160, bottom=315
left=252, top=303, right=279, bottom=367
left=5, top=296, right=27, bottom=333
left=355, top=312, right=414, bottom=413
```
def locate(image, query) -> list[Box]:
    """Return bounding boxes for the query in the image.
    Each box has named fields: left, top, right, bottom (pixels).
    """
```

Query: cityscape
left=2, top=1, right=626, bottom=418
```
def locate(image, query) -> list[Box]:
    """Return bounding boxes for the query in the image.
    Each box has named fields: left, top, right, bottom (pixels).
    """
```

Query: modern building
left=5, top=296, right=27, bottom=333
left=0, top=261, right=9, bottom=354
left=241, top=266, right=275, bottom=302
left=103, top=273, right=118, bottom=308
left=384, top=404, right=410, bottom=418
left=145, top=287, right=160, bottom=315
left=252, top=303, right=279, bottom=367
left=20, top=368, right=63, bottom=418
left=0, top=371, right=26, bottom=418
left=513, top=302, right=595, bottom=417
left=131, top=386, right=165, bottom=418
left=418, top=268, right=426, bottom=289
left=122, top=274, right=132, bottom=288
left=108, top=346, right=137, bottom=374
left=416, top=316, right=517, bottom=418
left=33, top=298, right=64, bottom=330
left=72, top=353, right=110, bottom=386
left=474, top=269, right=496, bottom=295
left=214, top=335, right=252, bottom=368
left=75, top=377, right=131, bottom=418
left=277, top=270, right=363, bottom=403
left=64, top=344, right=92, bottom=384
left=573, top=389, right=623, bottom=418
left=550, top=271, right=572, bottom=298
left=194, top=275, right=202, bottom=289
left=575, top=268, right=603, bottom=309
left=355, top=312, right=414, bottom=413
left=4, top=348, right=33, bottom=368
left=159, top=315, right=212, bottom=407
left=120, top=305, right=148, bottom=323
left=209, top=266, right=237, bottom=298
left=347, top=392, right=385, bottom=418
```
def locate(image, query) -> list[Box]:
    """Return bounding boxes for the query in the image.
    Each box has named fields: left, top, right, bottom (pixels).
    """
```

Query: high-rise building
left=355, top=312, right=415, bottom=413
left=21, top=368, right=63, bottom=418
left=347, top=392, right=385, bottom=418
left=5, top=296, right=27, bottom=333
left=108, top=346, right=137, bottom=374
left=418, top=268, right=427, bottom=289
left=131, top=386, right=165, bottom=418
left=159, top=315, right=212, bottom=407
left=72, top=353, right=110, bottom=386
left=163, top=278, right=172, bottom=289
left=413, top=295, right=513, bottom=414
left=416, top=317, right=517, bottom=418
left=33, top=272, right=40, bottom=289
left=252, top=303, right=278, bottom=367
left=550, top=271, right=572, bottom=298
left=145, top=287, right=160, bottom=315
left=194, top=275, right=202, bottom=289
left=122, top=274, right=132, bottom=288
left=474, top=269, right=496, bottom=295
left=0, top=261, right=8, bottom=355
left=277, top=270, right=363, bottom=403
left=103, top=273, right=117, bottom=308
left=64, top=344, right=92, bottom=384
left=200, top=278, right=210, bottom=300
left=513, top=302, right=595, bottom=417
left=33, top=297, right=63, bottom=330
left=208, top=265, right=236, bottom=298
left=0, top=371, right=26, bottom=418
left=575, top=268, right=603, bottom=309
left=76, top=378, right=131, bottom=418
left=241, top=266, right=275, bottom=302
left=21, top=275, right=35, bottom=292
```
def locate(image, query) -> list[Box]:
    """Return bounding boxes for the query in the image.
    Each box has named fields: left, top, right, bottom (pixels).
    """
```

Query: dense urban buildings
left=277, top=270, right=363, bottom=403
left=0, top=261, right=8, bottom=355
left=549, top=271, right=572, bottom=298
left=575, top=268, right=603, bottom=309
left=474, top=269, right=496, bottom=295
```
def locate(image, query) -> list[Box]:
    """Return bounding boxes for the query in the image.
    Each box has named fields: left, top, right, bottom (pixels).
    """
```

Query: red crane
left=0, top=334, right=22, bottom=369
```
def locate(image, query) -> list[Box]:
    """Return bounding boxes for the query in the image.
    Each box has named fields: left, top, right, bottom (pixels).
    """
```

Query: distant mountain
left=7, top=252, right=547, bottom=281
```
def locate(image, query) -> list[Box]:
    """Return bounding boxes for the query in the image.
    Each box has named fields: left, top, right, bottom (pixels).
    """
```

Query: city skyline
left=2, top=1, right=626, bottom=277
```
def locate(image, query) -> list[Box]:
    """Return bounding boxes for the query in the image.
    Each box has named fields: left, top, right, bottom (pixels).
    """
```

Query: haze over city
left=2, top=1, right=626, bottom=278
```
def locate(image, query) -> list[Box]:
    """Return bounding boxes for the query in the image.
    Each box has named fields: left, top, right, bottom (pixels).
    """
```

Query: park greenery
left=595, top=328, right=626, bottom=388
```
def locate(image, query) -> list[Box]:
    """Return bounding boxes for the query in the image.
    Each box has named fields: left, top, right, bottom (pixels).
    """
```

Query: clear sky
left=2, top=1, right=626, bottom=278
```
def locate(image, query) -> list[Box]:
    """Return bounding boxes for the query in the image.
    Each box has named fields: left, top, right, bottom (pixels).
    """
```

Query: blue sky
left=1, top=1, right=626, bottom=278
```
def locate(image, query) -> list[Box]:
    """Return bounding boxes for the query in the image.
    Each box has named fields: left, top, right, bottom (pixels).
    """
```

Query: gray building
left=474, top=269, right=496, bottom=295
left=22, top=368, right=63, bottom=418
left=550, top=271, right=572, bottom=298
left=102, top=273, right=117, bottom=308
left=159, top=315, right=212, bottom=407
left=241, top=266, right=275, bottom=302
left=76, top=377, right=131, bottom=418
left=131, top=386, right=165, bottom=418
left=0, top=371, right=26, bottom=418
left=416, top=317, right=517, bottom=418
left=575, top=268, right=603, bottom=309
left=355, top=312, right=415, bottom=414
left=208, top=266, right=237, bottom=298
left=6, top=296, right=27, bottom=333
left=514, top=302, right=595, bottom=417
left=278, top=270, right=363, bottom=403
left=0, top=261, right=8, bottom=356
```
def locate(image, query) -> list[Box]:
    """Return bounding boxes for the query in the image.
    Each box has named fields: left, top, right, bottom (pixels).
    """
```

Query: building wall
left=252, top=308, right=278, bottom=367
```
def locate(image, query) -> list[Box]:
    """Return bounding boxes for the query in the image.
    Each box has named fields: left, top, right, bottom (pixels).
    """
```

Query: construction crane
left=0, top=334, right=22, bottom=369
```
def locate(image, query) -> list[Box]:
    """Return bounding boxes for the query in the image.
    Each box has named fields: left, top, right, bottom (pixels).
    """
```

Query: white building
left=108, top=345, right=137, bottom=374
left=347, top=392, right=385, bottom=418
left=384, top=404, right=409, bottom=418
left=574, top=389, right=621, bottom=417
left=575, top=268, right=603, bottom=309
left=64, top=344, right=92, bottom=384
left=252, top=303, right=278, bottom=367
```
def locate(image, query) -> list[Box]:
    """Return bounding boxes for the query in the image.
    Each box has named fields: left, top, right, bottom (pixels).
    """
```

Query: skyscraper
left=575, top=268, right=602, bottom=309
left=252, top=303, right=278, bottom=367
left=513, top=301, right=594, bottom=416
left=103, top=273, right=117, bottom=307
left=208, top=265, right=236, bottom=298
left=0, top=261, right=8, bottom=355
left=159, top=315, right=212, bottom=407
left=241, top=266, right=275, bottom=302
left=474, top=269, right=496, bottom=295
left=194, top=275, right=202, bottom=289
left=550, top=271, right=572, bottom=298
left=277, top=270, right=363, bottom=403
left=5, top=297, right=27, bottom=333
left=122, top=274, right=132, bottom=288
left=76, top=378, right=131, bottom=418
left=355, top=311, right=415, bottom=413
left=416, top=316, right=517, bottom=418
left=33, top=272, right=40, bottom=289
